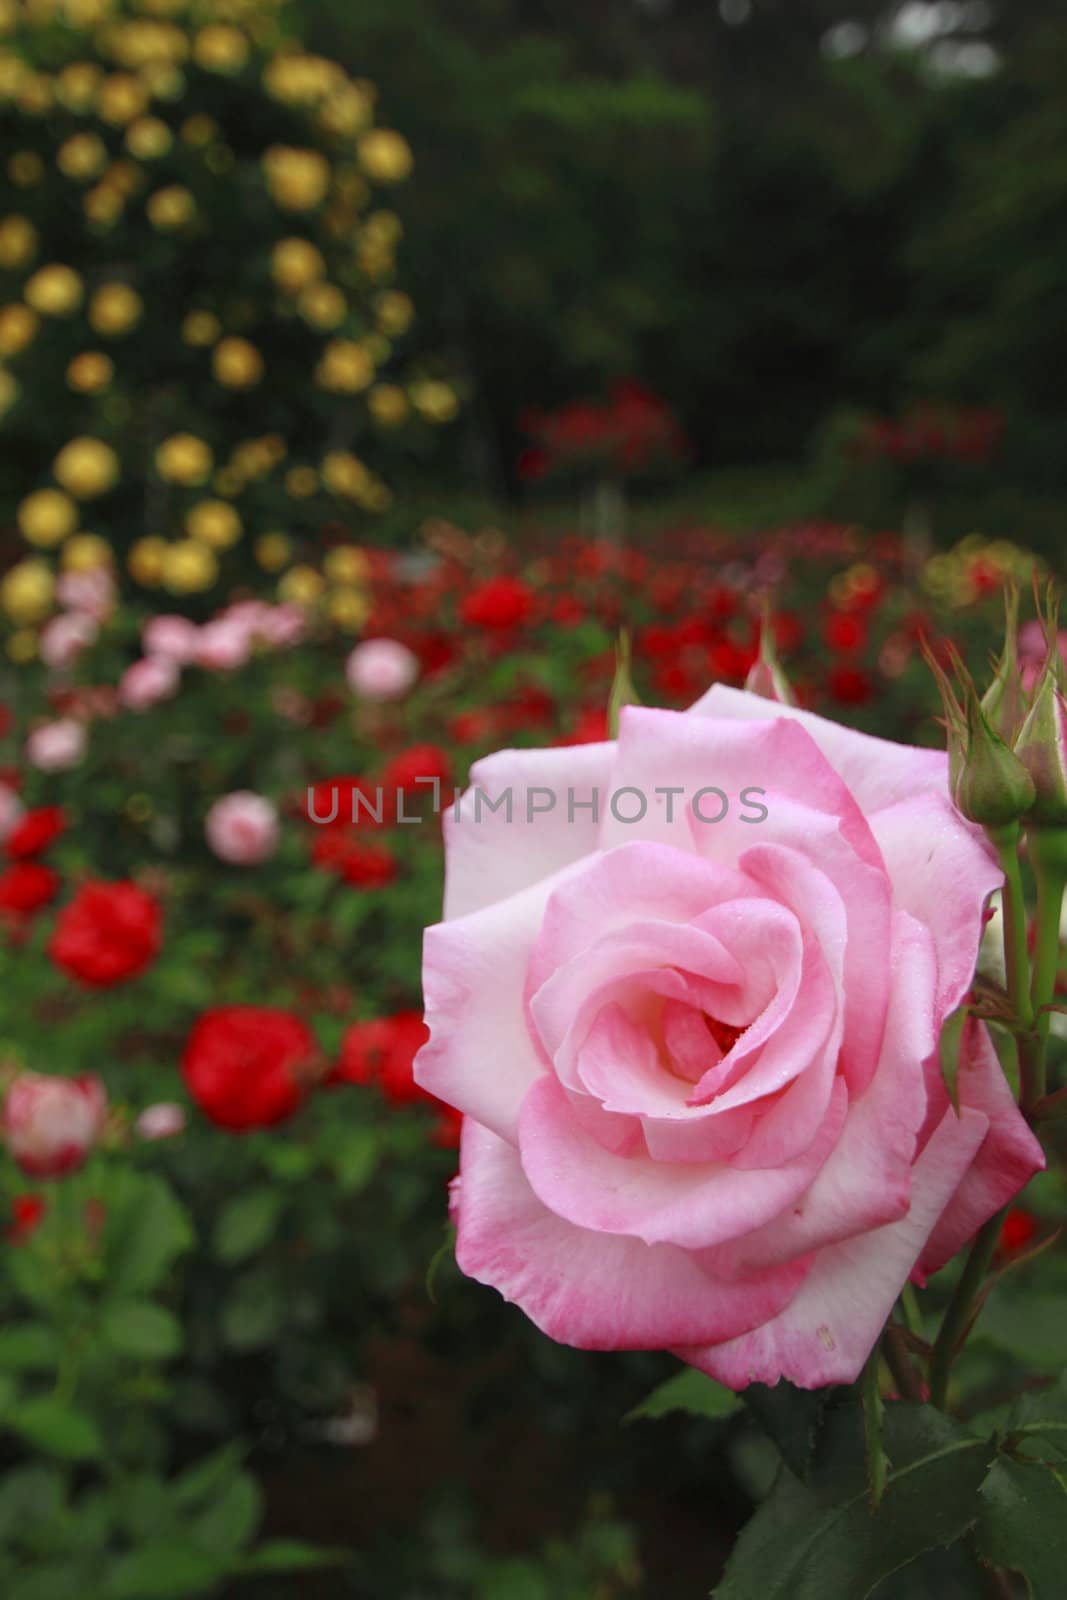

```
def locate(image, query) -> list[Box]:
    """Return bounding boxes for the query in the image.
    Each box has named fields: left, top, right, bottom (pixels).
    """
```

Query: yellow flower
left=156, top=433, right=213, bottom=485
left=84, top=185, right=124, bottom=228
left=327, top=586, right=371, bottom=630
left=368, top=384, right=408, bottom=427
left=186, top=499, right=241, bottom=548
left=0, top=304, right=37, bottom=355
left=25, top=265, right=83, bottom=316
left=89, top=283, right=143, bottom=335
left=278, top=564, right=324, bottom=605
left=17, top=489, right=79, bottom=547
left=0, top=366, right=16, bottom=413
left=264, top=53, right=342, bottom=106
left=318, top=83, right=374, bottom=137
left=97, top=74, right=148, bottom=126
left=63, top=533, right=112, bottom=572
left=17, top=72, right=52, bottom=117
left=212, top=336, right=263, bottom=388
left=54, top=437, right=121, bottom=499
left=374, top=289, right=414, bottom=337
left=128, top=536, right=167, bottom=585
left=316, top=340, right=374, bottom=394
left=194, top=25, right=249, bottom=72
left=181, top=310, right=220, bottom=346
left=147, top=185, right=196, bottom=229
left=125, top=116, right=173, bottom=159
left=55, top=61, right=101, bottom=110
left=271, top=236, right=324, bottom=293
left=321, top=450, right=369, bottom=498
left=358, top=129, right=413, bottom=184
left=161, top=539, right=218, bottom=594
left=360, top=478, right=392, bottom=513
left=255, top=532, right=292, bottom=571
left=98, top=18, right=188, bottom=67
left=1, top=559, right=54, bottom=624
left=0, top=215, right=37, bottom=269
left=180, top=113, right=217, bottom=146
left=8, top=152, right=44, bottom=187
left=262, top=146, right=330, bottom=211
left=298, top=282, right=345, bottom=329
left=323, top=545, right=371, bottom=584
left=285, top=465, right=318, bottom=498
left=411, top=379, right=459, bottom=424
left=67, top=351, right=114, bottom=392
left=57, top=132, right=108, bottom=180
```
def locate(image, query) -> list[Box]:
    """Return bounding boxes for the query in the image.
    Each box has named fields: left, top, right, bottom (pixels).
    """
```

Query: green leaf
left=0, top=1326, right=61, bottom=1371
left=221, top=1269, right=284, bottom=1350
left=938, top=1006, right=967, bottom=1113
left=104, top=1174, right=194, bottom=1299
left=741, top=1382, right=830, bottom=1480
left=714, top=1404, right=997, bottom=1600
left=170, top=1444, right=246, bottom=1511
left=237, top=1539, right=347, bottom=1574
left=100, top=1302, right=183, bottom=1361
left=190, top=1471, right=262, bottom=1558
left=625, top=1367, right=742, bottom=1424
left=976, top=1455, right=1067, bottom=1598
left=212, top=1188, right=284, bottom=1264
left=105, top=1540, right=224, bottom=1598
left=7, top=1399, right=103, bottom=1461
left=1005, top=1373, right=1067, bottom=1464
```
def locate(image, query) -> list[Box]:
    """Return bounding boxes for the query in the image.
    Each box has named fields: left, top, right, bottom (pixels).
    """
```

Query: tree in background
left=0, top=0, right=455, bottom=644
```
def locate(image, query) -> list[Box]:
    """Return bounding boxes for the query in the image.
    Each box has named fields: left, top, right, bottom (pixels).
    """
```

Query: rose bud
left=981, top=583, right=1028, bottom=743
left=926, top=640, right=1034, bottom=828
left=135, top=1102, right=186, bottom=1141
left=2, top=1072, right=107, bottom=1179
left=205, top=791, right=280, bottom=865
left=1013, top=657, right=1067, bottom=828
left=744, top=602, right=796, bottom=707
left=345, top=638, right=419, bottom=701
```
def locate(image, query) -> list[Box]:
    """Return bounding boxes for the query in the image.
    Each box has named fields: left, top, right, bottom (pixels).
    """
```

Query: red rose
left=460, top=576, right=534, bottom=630
left=381, top=743, right=451, bottom=797
left=49, top=880, right=161, bottom=986
left=312, top=834, right=397, bottom=888
left=826, top=665, right=875, bottom=706
left=182, top=1006, right=317, bottom=1131
left=0, top=862, right=60, bottom=916
left=824, top=612, right=868, bottom=653
left=334, top=1013, right=430, bottom=1104
left=6, top=806, right=66, bottom=861
left=998, top=1208, right=1038, bottom=1257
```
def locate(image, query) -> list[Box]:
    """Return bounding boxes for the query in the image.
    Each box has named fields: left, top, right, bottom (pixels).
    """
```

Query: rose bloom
left=334, top=1012, right=459, bottom=1146
left=118, top=654, right=180, bottom=711
left=49, top=880, right=162, bottom=986
left=0, top=782, right=23, bottom=843
left=40, top=611, right=99, bottom=669
left=142, top=614, right=201, bottom=664
left=194, top=618, right=250, bottom=672
left=416, top=687, right=1044, bottom=1389
left=2, top=1072, right=107, bottom=1179
left=182, top=1006, right=316, bottom=1131
left=346, top=637, right=420, bottom=700
left=26, top=718, right=87, bottom=772
left=0, top=862, right=60, bottom=916
left=205, top=791, right=280, bottom=865
left=459, top=575, right=534, bottom=630
left=6, top=805, right=65, bottom=860
left=55, top=567, right=115, bottom=621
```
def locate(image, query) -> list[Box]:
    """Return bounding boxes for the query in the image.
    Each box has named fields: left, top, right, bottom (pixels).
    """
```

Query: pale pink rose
left=205, top=790, right=280, bottom=865
left=118, top=655, right=180, bottom=711
left=2, top=1072, right=108, bottom=1178
left=195, top=619, right=250, bottom=672
left=0, top=783, right=24, bottom=842
left=135, top=1102, right=186, bottom=1141
left=416, top=686, right=1044, bottom=1390
left=26, top=718, right=87, bottom=772
left=259, top=603, right=305, bottom=649
left=40, top=612, right=99, bottom=670
left=346, top=638, right=419, bottom=701
left=55, top=568, right=115, bottom=622
left=143, top=614, right=201, bottom=664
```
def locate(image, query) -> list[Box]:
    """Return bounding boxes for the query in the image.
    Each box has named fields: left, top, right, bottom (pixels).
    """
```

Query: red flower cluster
left=518, top=380, right=687, bottom=483
left=1, top=805, right=67, bottom=922
left=49, top=880, right=162, bottom=987
left=182, top=1006, right=318, bottom=1131
left=334, top=1012, right=460, bottom=1147
left=852, top=407, right=1005, bottom=466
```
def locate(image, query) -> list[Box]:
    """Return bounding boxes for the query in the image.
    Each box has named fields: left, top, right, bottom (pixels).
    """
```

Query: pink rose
left=195, top=619, right=250, bottom=672
left=205, top=790, right=280, bottom=865
left=40, top=612, right=99, bottom=670
left=143, top=614, right=201, bottom=664
left=2, top=1072, right=108, bottom=1178
left=0, top=783, right=24, bottom=843
left=135, top=1102, right=186, bottom=1141
left=258, top=603, right=305, bottom=649
left=118, top=655, right=180, bottom=711
left=416, top=686, right=1044, bottom=1389
left=346, top=638, right=419, bottom=701
left=55, top=568, right=115, bottom=622
left=26, top=718, right=87, bottom=772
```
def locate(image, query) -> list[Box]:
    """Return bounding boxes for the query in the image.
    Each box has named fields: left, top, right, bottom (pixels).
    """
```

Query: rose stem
left=928, top=1207, right=1007, bottom=1411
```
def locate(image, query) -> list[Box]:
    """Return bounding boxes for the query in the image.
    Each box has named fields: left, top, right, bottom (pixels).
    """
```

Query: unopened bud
left=745, top=599, right=796, bottom=706
left=925, top=637, right=1035, bottom=826
left=608, top=629, right=641, bottom=739
left=981, top=582, right=1028, bottom=742
left=1014, top=662, right=1067, bottom=826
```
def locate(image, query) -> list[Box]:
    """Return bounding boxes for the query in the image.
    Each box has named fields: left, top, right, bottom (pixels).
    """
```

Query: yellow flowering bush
left=0, top=0, right=456, bottom=632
